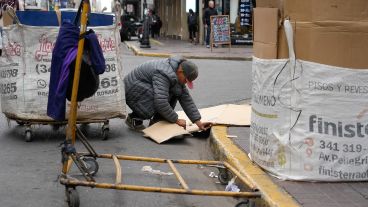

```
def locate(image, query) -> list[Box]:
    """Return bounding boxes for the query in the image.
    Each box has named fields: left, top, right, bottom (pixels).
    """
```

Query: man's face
left=176, top=65, right=188, bottom=85
left=209, top=1, right=214, bottom=8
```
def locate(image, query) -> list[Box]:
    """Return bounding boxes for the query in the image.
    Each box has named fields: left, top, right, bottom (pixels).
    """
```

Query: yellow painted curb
left=124, top=41, right=252, bottom=60
left=211, top=126, right=301, bottom=207
left=128, top=43, right=171, bottom=58
left=150, top=38, right=164, bottom=46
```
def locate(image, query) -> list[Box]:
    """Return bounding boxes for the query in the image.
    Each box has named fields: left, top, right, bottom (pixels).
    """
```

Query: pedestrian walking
left=187, top=9, right=197, bottom=44
left=202, top=0, right=217, bottom=48
left=124, top=56, right=211, bottom=131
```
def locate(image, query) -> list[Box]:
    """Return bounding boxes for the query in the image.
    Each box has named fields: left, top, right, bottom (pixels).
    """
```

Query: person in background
left=150, top=10, right=162, bottom=38
left=0, top=6, right=3, bottom=57
left=124, top=56, right=211, bottom=131
left=0, top=27, right=2, bottom=56
left=111, top=0, right=120, bottom=13
left=202, top=0, right=217, bottom=48
left=187, top=9, right=197, bottom=44
left=155, top=13, right=162, bottom=38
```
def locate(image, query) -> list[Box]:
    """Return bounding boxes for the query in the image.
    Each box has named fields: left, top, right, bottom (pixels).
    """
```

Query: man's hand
left=195, top=120, right=212, bottom=131
left=204, top=24, right=208, bottom=28
left=176, top=119, right=187, bottom=129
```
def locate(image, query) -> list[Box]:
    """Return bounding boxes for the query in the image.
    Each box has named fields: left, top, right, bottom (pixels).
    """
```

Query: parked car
left=119, top=15, right=142, bottom=41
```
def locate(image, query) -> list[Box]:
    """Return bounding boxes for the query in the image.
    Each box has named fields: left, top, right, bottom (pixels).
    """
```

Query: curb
left=125, top=42, right=171, bottom=58
left=210, top=126, right=301, bottom=207
left=125, top=42, right=253, bottom=61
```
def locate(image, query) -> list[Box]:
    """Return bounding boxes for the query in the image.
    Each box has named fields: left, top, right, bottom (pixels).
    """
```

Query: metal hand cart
left=59, top=1, right=261, bottom=207
left=1, top=6, right=123, bottom=142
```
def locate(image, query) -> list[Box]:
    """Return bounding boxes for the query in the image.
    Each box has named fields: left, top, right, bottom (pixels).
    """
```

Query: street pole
left=140, top=0, right=151, bottom=48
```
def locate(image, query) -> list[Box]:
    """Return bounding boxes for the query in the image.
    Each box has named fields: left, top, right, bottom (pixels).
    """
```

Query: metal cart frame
left=6, top=115, right=110, bottom=142
left=60, top=1, right=261, bottom=207
left=60, top=128, right=261, bottom=207
left=2, top=6, right=118, bottom=142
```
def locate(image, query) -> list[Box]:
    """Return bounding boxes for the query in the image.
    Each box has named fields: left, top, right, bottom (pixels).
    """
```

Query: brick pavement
left=124, top=38, right=253, bottom=60
left=229, top=127, right=368, bottom=207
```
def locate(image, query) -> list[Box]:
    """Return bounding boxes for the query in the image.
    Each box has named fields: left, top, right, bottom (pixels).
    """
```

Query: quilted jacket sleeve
left=152, top=71, right=178, bottom=123
left=179, top=87, right=201, bottom=123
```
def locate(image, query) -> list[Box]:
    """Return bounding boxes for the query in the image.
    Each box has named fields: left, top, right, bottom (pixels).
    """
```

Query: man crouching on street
left=124, top=56, right=211, bottom=131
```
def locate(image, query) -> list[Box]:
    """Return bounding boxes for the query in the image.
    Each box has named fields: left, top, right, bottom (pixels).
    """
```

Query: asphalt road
left=0, top=43, right=252, bottom=207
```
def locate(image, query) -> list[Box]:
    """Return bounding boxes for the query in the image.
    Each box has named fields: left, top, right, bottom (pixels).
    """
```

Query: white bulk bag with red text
left=0, top=24, right=126, bottom=121
left=251, top=20, right=368, bottom=181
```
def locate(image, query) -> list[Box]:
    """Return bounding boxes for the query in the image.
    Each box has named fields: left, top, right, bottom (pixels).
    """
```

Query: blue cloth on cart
left=47, top=21, right=105, bottom=121
left=15, top=11, right=113, bottom=26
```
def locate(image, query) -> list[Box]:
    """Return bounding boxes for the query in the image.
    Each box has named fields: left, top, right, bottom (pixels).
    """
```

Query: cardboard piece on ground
left=142, top=121, right=190, bottom=144
left=143, top=104, right=251, bottom=144
left=177, top=104, right=227, bottom=123
left=216, top=104, right=251, bottom=125
left=253, top=8, right=279, bottom=59
left=177, top=104, right=251, bottom=125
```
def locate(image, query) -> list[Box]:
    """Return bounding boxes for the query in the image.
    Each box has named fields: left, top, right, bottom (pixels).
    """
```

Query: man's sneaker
left=206, top=45, right=210, bottom=48
left=125, top=115, right=145, bottom=131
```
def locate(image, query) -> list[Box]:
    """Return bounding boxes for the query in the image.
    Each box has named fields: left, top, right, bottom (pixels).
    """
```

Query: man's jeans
left=205, top=25, right=211, bottom=46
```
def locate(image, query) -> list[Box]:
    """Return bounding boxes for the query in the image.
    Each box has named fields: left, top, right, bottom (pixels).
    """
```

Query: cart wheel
left=218, top=168, right=233, bottom=185
left=16, top=121, right=25, bottom=126
left=235, top=200, right=249, bottom=207
left=81, top=123, right=89, bottom=127
left=102, top=128, right=109, bottom=140
left=25, top=130, right=32, bottom=142
left=66, top=188, right=80, bottom=207
left=82, top=157, right=99, bottom=176
left=52, top=124, right=61, bottom=131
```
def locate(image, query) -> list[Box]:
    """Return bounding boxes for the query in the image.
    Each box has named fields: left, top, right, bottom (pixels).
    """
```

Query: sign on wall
left=239, top=0, right=252, bottom=26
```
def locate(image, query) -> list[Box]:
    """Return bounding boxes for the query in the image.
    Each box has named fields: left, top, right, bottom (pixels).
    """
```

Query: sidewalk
left=124, top=38, right=253, bottom=60
left=210, top=125, right=368, bottom=207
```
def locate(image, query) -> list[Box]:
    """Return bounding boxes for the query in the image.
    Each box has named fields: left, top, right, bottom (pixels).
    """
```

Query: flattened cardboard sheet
left=142, top=122, right=190, bottom=144
left=143, top=104, right=251, bottom=144
left=216, top=104, right=251, bottom=125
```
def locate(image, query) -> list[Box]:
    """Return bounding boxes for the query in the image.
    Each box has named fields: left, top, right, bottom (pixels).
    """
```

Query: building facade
left=19, top=0, right=248, bottom=44
left=153, top=0, right=245, bottom=44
